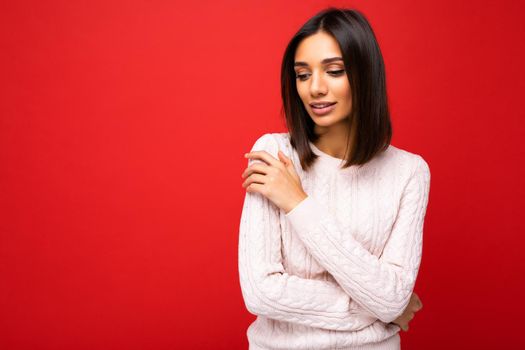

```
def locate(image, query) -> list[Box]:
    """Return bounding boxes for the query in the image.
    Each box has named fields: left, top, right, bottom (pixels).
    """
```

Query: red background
left=1, top=0, right=524, bottom=349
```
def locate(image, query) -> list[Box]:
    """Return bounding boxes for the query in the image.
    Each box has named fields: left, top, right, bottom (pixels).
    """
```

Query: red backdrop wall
left=1, top=0, right=524, bottom=349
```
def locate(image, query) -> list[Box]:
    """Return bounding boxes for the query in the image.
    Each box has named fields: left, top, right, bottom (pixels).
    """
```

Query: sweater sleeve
left=284, top=156, right=431, bottom=324
left=238, top=133, right=378, bottom=331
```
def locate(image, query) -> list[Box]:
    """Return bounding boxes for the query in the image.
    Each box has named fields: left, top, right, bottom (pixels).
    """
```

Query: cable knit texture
left=238, top=132, right=431, bottom=350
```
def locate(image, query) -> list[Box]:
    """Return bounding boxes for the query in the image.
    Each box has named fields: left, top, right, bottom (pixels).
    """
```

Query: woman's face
left=294, top=31, right=352, bottom=132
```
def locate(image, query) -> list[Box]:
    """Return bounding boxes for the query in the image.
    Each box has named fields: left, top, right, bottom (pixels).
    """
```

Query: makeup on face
left=294, top=32, right=352, bottom=129
left=309, top=101, right=337, bottom=116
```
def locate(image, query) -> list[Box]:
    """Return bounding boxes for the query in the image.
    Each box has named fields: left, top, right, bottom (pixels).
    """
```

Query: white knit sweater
left=238, top=132, right=431, bottom=350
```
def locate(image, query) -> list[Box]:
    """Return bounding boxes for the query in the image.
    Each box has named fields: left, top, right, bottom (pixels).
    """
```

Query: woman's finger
left=245, top=151, right=282, bottom=168
left=411, top=299, right=422, bottom=312
left=242, top=163, right=269, bottom=179
left=242, top=173, right=266, bottom=188
left=413, top=293, right=423, bottom=310
left=280, top=151, right=301, bottom=182
left=246, top=182, right=265, bottom=194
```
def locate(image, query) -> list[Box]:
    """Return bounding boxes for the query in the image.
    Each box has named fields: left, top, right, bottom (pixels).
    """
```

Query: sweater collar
left=308, top=140, right=370, bottom=175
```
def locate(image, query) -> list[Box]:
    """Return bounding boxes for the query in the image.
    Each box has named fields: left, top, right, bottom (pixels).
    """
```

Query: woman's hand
left=391, top=292, right=423, bottom=332
left=242, top=150, right=307, bottom=214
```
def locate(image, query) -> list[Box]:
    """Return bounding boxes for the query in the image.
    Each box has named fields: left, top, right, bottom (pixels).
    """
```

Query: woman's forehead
left=294, top=33, right=342, bottom=64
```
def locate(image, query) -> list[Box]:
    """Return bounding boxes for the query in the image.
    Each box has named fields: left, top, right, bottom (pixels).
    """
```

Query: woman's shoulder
left=386, top=144, right=430, bottom=176
left=250, top=132, right=429, bottom=177
left=249, top=132, right=292, bottom=156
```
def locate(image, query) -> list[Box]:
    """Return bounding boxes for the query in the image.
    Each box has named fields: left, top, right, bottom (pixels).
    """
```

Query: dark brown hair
left=280, top=7, right=392, bottom=171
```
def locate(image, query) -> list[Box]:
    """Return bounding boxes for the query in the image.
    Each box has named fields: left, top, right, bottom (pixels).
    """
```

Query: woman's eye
left=295, top=70, right=345, bottom=81
left=296, top=74, right=309, bottom=81
left=328, top=70, right=345, bottom=76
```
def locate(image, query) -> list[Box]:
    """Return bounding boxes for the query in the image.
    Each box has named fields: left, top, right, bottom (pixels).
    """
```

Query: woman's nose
left=309, top=72, right=328, bottom=96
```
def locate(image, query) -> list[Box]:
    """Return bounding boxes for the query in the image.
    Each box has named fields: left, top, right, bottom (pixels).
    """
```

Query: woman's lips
left=310, top=102, right=337, bottom=116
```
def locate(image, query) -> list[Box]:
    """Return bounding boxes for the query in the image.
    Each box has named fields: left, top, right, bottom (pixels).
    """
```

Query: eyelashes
left=296, top=70, right=345, bottom=81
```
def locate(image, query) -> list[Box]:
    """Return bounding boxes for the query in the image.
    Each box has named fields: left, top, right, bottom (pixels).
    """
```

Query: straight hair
left=280, top=7, right=392, bottom=171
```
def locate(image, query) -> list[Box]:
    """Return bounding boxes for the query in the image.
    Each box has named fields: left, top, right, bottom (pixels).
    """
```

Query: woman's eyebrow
left=294, top=57, right=343, bottom=67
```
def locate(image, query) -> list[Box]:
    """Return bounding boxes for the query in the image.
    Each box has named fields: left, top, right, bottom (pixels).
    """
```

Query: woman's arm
left=238, top=134, right=378, bottom=331
left=284, top=156, right=431, bottom=324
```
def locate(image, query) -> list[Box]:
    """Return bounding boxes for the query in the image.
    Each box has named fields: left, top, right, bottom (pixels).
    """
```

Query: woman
left=238, top=7, right=430, bottom=350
